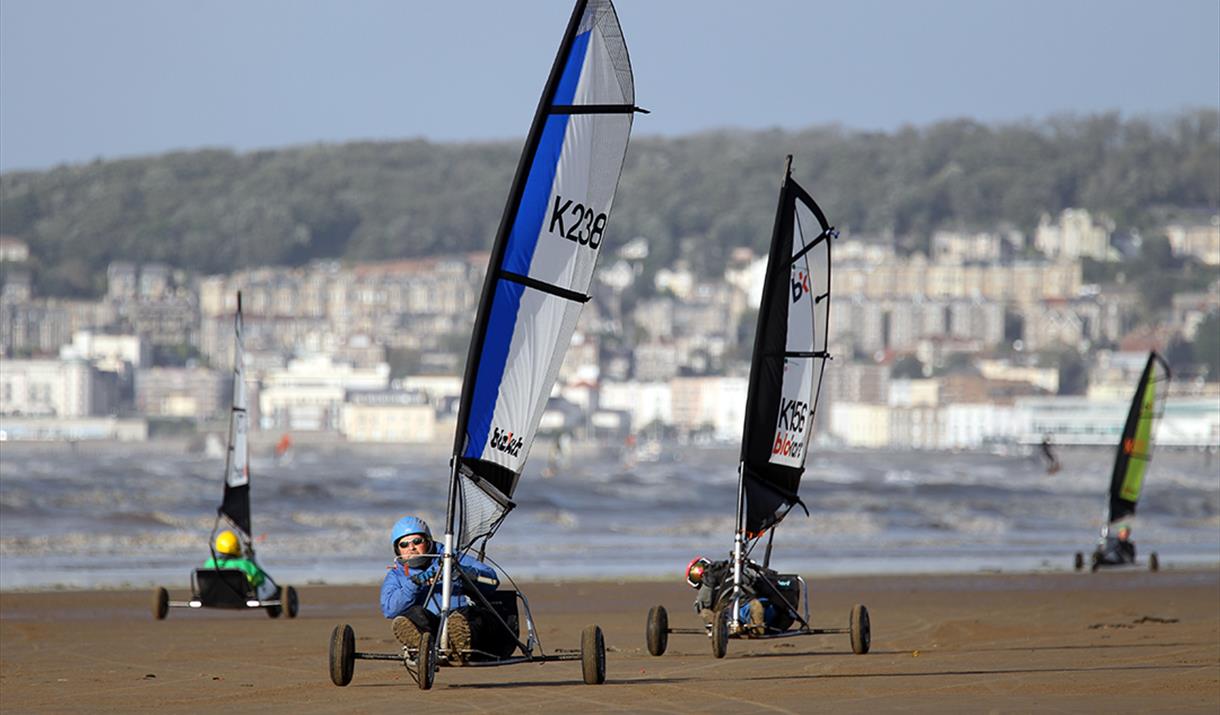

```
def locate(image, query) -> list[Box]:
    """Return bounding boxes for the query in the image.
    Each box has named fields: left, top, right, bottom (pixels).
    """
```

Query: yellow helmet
left=215, top=530, right=242, bottom=556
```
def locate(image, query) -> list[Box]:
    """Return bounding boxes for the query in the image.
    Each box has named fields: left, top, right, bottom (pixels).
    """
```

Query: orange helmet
left=685, top=557, right=711, bottom=588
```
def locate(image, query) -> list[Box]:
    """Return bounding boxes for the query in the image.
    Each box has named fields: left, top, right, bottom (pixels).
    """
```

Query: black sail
left=1106, top=351, right=1171, bottom=525
left=739, top=158, right=834, bottom=535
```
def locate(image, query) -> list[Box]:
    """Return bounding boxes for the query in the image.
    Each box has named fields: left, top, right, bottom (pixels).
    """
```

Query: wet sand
left=2, top=570, right=1218, bottom=713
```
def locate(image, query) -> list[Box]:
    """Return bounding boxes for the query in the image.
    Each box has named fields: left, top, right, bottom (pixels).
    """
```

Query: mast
left=729, top=156, right=834, bottom=629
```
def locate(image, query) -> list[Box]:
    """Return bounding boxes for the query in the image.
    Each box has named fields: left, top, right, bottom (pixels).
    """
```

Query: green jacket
left=203, top=556, right=267, bottom=588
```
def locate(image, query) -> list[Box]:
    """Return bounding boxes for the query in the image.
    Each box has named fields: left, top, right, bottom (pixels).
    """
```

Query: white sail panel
left=524, top=4, right=633, bottom=293
left=468, top=286, right=583, bottom=472
left=226, top=313, right=249, bottom=488
left=768, top=200, right=828, bottom=468
left=525, top=112, right=632, bottom=292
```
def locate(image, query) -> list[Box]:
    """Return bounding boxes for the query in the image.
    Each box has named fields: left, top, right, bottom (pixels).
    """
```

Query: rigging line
left=550, top=103, right=649, bottom=114
left=501, top=271, right=591, bottom=304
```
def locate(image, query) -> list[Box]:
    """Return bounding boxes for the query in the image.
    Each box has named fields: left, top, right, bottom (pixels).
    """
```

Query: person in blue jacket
left=380, top=516, right=499, bottom=665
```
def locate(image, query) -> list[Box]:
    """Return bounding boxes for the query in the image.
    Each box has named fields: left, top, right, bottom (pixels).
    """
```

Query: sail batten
left=738, top=158, right=835, bottom=535
left=449, top=0, right=637, bottom=549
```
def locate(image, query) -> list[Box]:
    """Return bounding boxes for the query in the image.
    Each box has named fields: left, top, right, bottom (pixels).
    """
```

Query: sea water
left=1, top=440, right=1217, bottom=590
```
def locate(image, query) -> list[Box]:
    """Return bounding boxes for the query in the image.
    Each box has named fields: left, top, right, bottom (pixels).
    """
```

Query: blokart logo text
left=491, top=427, right=524, bottom=457
left=549, top=195, right=607, bottom=250
left=791, top=269, right=811, bottom=304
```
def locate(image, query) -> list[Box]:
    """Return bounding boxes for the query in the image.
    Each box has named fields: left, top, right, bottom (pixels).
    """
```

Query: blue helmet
left=390, top=516, right=432, bottom=554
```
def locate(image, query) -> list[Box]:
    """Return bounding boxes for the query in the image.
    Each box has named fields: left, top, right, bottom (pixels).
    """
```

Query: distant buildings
left=1034, top=208, right=1116, bottom=261
left=1, top=203, right=1218, bottom=448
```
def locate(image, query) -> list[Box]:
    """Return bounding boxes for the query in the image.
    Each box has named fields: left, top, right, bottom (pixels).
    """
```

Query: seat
left=480, top=589, right=521, bottom=659
left=192, top=568, right=256, bottom=607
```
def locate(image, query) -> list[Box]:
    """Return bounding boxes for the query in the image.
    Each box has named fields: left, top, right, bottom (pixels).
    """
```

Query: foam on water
left=1, top=441, right=1217, bottom=590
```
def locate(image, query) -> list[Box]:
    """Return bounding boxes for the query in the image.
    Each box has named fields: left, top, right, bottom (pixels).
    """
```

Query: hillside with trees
left=2, top=110, right=1216, bottom=298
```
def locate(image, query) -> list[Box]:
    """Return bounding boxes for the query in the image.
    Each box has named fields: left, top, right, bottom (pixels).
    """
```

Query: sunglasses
left=397, top=536, right=427, bottom=549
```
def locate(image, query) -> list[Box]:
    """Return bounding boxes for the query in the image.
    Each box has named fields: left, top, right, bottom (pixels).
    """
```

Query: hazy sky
left=2, top=0, right=1217, bottom=172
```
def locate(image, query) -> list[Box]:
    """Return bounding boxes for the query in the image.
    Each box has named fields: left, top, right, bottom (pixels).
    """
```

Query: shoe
left=748, top=600, right=766, bottom=636
left=392, top=615, right=424, bottom=648
left=446, top=611, right=471, bottom=666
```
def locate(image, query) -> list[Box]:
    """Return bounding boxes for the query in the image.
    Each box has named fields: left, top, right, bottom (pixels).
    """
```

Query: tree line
left=1, top=110, right=1216, bottom=299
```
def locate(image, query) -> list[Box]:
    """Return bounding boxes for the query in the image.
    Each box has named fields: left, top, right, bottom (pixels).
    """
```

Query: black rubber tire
left=645, top=605, right=668, bottom=656
left=1074, top=552, right=1084, bottom=571
left=581, top=624, right=606, bottom=685
left=1149, top=552, right=1159, bottom=572
left=711, top=606, right=729, bottom=659
left=285, top=586, right=299, bottom=618
left=152, top=586, right=169, bottom=620
left=267, top=602, right=282, bottom=618
left=417, top=631, right=435, bottom=690
left=850, top=604, right=871, bottom=655
left=328, top=624, right=355, bottom=686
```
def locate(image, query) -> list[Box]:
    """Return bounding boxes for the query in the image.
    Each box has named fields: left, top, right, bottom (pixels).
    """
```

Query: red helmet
left=685, top=557, right=711, bottom=588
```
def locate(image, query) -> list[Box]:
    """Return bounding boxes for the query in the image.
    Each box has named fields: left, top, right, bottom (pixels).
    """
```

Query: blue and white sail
left=219, top=291, right=251, bottom=540
left=450, top=0, right=642, bottom=550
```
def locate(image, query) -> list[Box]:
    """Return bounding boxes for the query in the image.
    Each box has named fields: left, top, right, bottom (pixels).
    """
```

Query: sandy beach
left=2, top=570, right=1218, bottom=713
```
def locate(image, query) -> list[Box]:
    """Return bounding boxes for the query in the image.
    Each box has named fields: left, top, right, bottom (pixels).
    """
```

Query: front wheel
left=711, top=606, right=729, bottom=659
left=1074, top=552, right=1084, bottom=571
left=152, top=586, right=169, bottom=620
left=850, top=604, right=871, bottom=655
left=284, top=586, right=299, bottom=618
left=581, top=624, right=606, bottom=685
left=328, top=624, right=355, bottom=687
left=1149, top=552, right=1159, bottom=572
left=646, top=605, right=668, bottom=656
left=417, top=631, right=435, bottom=691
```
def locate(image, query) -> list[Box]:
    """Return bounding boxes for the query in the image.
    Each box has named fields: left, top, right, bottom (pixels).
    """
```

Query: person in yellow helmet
left=203, top=529, right=269, bottom=588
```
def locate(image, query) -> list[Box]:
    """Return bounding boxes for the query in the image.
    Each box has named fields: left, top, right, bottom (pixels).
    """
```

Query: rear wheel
left=1149, top=552, right=1159, bottom=572
left=711, top=606, right=730, bottom=659
left=1074, top=552, right=1084, bottom=571
left=850, top=604, right=871, bottom=655
left=152, top=587, right=169, bottom=620
left=646, top=605, right=668, bottom=656
left=417, top=631, right=435, bottom=691
left=328, top=624, right=355, bottom=686
left=581, top=624, right=606, bottom=684
left=284, top=586, right=299, bottom=618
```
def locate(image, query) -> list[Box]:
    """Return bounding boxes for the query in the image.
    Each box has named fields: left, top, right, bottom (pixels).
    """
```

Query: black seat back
left=193, top=568, right=254, bottom=607
left=762, top=573, right=802, bottom=631
left=481, top=589, right=520, bottom=659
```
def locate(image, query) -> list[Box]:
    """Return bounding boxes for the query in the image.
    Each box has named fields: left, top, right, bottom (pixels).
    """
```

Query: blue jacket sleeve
left=381, top=566, right=426, bottom=618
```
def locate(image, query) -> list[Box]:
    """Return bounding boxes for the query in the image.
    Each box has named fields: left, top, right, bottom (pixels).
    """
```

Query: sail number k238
left=549, top=196, right=607, bottom=249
